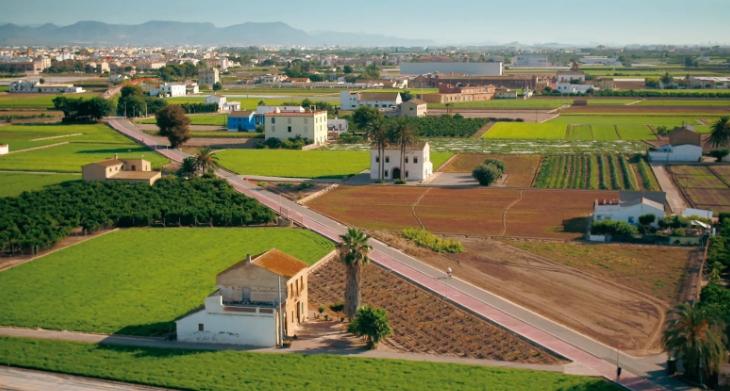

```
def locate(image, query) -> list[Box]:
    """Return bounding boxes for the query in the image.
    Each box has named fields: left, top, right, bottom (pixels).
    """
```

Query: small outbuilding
left=648, top=126, right=703, bottom=163
left=82, top=157, right=161, bottom=185
left=593, top=191, right=666, bottom=226
left=227, top=111, right=257, bottom=132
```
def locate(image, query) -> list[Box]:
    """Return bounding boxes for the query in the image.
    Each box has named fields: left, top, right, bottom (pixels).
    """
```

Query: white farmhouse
left=593, top=192, right=666, bottom=226
left=176, top=249, right=309, bottom=347
left=150, top=82, right=187, bottom=97
left=205, top=95, right=240, bottom=112
left=0, top=144, right=8, bottom=155
left=648, top=126, right=703, bottom=163
left=555, top=70, right=595, bottom=94
left=264, top=110, right=328, bottom=145
left=370, top=142, right=433, bottom=182
left=340, top=91, right=402, bottom=110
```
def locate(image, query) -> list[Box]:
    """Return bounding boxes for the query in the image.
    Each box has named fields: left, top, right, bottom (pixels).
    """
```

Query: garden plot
left=668, top=164, right=730, bottom=213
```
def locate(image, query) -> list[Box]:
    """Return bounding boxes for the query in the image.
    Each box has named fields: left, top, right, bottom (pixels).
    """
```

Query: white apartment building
left=199, top=68, right=220, bottom=87
left=370, top=142, right=434, bottom=182
left=340, top=91, right=402, bottom=110
left=150, top=82, right=187, bottom=97
left=265, top=110, right=328, bottom=145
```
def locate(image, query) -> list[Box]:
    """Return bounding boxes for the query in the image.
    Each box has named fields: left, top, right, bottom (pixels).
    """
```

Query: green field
left=430, top=98, right=572, bottom=110
left=165, top=96, right=338, bottom=110
left=0, top=172, right=80, bottom=197
left=0, top=123, right=168, bottom=173
left=534, top=154, right=660, bottom=191
left=0, top=123, right=130, bottom=151
left=0, top=227, right=333, bottom=335
left=0, top=93, right=98, bottom=109
left=138, top=113, right=227, bottom=126
left=0, top=337, right=617, bottom=391
left=216, top=149, right=452, bottom=179
left=485, top=114, right=718, bottom=140
left=635, top=99, right=730, bottom=106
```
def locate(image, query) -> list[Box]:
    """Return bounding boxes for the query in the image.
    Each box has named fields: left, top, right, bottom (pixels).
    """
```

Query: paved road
left=107, top=117, right=692, bottom=390
left=650, top=163, right=689, bottom=214
left=0, top=366, right=170, bottom=391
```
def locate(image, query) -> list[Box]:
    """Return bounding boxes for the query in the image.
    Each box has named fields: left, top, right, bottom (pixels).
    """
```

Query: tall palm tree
left=367, top=119, right=388, bottom=182
left=338, top=228, right=372, bottom=319
left=194, top=147, right=219, bottom=176
left=663, top=302, right=727, bottom=384
left=708, top=116, right=730, bottom=149
left=389, top=119, right=417, bottom=182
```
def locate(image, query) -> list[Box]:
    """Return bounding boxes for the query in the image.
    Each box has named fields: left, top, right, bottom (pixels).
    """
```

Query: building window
left=271, top=117, right=276, bottom=124
left=406, top=171, right=409, bottom=178
left=405, top=157, right=409, bottom=163
left=413, top=157, right=418, bottom=163
left=375, top=155, right=380, bottom=163
left=385, top=156, right=390, bottom=163
left=288, top=126, right=292, bottom=133
left=384, top=170, right=389, bottom=178
left=198, top=323, right=204, bottom=331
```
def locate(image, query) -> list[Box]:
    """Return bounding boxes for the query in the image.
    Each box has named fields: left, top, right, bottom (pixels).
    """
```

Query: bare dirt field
left=668, top=164, right=730, bottom=213
left=307, top=186, right=615, bottom=240
left=308, top=257, right=564, bottom=364
left=562, top=105, right=730, bottom=115
left=428, top=109, right=558, bottom=122
left=373, top=232, right=676, bottom=355
left=439, top=153, right=542, bottom=187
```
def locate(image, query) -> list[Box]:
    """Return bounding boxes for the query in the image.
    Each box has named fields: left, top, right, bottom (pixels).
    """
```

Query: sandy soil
left=308, top=257, right=564, bottom=364
left=439, top=153, right=542, bottom=187
left=373, top=232, right=669, bottom=356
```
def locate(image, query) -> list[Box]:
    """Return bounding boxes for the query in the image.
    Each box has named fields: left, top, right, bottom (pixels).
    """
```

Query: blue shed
left=227, top=111, right=257, bottom=132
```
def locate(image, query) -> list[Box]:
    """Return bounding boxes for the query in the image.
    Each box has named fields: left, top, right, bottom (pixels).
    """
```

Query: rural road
left=0, top=366, right=170, bottom=391
left=650, top=163, right=689, bottom=214
left=107, top=117, right=691, bottom=390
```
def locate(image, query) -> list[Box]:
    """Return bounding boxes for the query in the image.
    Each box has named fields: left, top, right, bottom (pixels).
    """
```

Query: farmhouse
left=419, top=84, right=495, bottom=104
left=0, top=144, right=8, bottom=155
left=593, top=192, right=666, bottom=226
left=340, top=91, right=402, bottom=110
left=206, top=95, right=241, bottom=112
left=176, top=249, right=309, bottom=347
left=410, top=73, right=548, bottom=91
left=82, top=157, right=161, bottom=185
left=555, top=70, right=595, bottom=94
left=264, top=110, right=328, bottom=145
left=150, top=82, right=186, bottom=97
left=400, top=99, right=427, bottom=118
left=227, top=111, right=257, bottom=132
left=648, top=126, right=703, bottom=163
left=9, top=80, right=84, bottom=93
left=370, top=141, right=433, bottom=182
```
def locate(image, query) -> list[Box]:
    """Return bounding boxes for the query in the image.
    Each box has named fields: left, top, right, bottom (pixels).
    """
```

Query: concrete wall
left=176, top=296, right=278, bottom=347
left=400, top=62, right=503, bottom=76
left=648, top=145, right=702, bottom=162
left=217, top=263, right=288, bottom=304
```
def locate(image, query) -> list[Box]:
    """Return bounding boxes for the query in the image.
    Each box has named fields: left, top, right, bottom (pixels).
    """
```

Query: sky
left=2, top=0, right=728, bottom=45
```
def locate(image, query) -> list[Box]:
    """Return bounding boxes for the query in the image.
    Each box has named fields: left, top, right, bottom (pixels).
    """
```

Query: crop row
left=534, top=154, right=659, bottom=191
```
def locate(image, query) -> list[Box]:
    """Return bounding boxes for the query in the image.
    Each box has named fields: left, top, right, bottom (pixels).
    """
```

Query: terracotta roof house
left=176, top=249, right=310, bottom=347
left=81, top=157, right=161, bottom=185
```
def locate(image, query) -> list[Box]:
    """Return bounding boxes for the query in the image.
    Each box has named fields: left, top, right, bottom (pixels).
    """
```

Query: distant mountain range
left=0, top=21, right=433, bottom=47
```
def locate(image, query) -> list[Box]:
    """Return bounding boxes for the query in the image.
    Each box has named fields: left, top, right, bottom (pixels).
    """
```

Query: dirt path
left=650, top=164, right=689, bottom=213
left=472, top=121, right=494, bottom=138
left=6, top=141, right=68, bottom=154
left=500, top=190, right=524, bottom=235
left=410, top=187, right=433, bottom=228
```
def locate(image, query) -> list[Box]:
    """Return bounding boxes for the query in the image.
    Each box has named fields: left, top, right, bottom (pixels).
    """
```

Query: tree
left=708, top=117, right=730, bottom=149
left=194, top=147, right=219, bottom=176
left=389, top=118, right=417, bottom=182
left=472, top=163, right=502, bottom=186
left=362, top=63, right=380, bottom=80
left=400, top=91, right=413, bottom=102
left=348, top=306, right=392, bottom=349
left=178, top=156, right=198, bottom=178
left=353, top=107, right=386, bottom=181
left=212, top=82, right=222, bottom=91
left=639, top=214, right=656, bottom=227
left=708, top=149, right=729, bottom=162
left=156, top=105, right=190, bottom=148
left=660, top=72, right=673, bottom=86
left=52, top=96, right=112, bottom=123
left=343, top=65, right=353, bottom=74
left=663, top=302, right=726, bottom=384
left=338, top=228, right=372, bottom=319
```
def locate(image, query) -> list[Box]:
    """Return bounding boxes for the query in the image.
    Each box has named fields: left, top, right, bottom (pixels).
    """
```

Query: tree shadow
left=563, top=216, right=590, bottom=233
left=76, top=146, right=153, bottom=155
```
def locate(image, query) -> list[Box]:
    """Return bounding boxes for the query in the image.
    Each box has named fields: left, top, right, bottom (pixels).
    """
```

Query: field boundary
left=6, top=141, right=68, bottom=154
left=30, top=133, right=83, bottom=142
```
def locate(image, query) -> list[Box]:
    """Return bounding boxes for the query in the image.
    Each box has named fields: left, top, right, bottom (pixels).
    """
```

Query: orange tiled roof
left=253, top=249, right=308, bottom=278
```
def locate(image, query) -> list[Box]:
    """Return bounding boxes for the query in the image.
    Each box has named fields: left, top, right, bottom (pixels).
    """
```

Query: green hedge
left=402, top=227, right=464, bottom=253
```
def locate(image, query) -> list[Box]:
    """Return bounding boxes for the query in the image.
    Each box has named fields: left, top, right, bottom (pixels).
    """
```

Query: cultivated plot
left=669, top=164, right=730, bottom=213
left=439, top=153, right=541, bottom=187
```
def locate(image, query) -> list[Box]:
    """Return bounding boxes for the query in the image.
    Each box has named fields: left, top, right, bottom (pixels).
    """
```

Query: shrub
left=402, top=227, right=464, bottom=253
left=472, top=163, right=502, bottom=186
left=260, top=136, right=310, bottom=150
left=329, top=303, right=344, bottom=313
left=348, top=305, right=392, bottom=349
left=639, top=214, right=656, bottom=226
left=338, top=132, right=365, bottom=144
left=482, top=159, right=505, bottom=172
left=590, top=220, right=638, bottom=237
left=708, top=149, right=729, bottom=162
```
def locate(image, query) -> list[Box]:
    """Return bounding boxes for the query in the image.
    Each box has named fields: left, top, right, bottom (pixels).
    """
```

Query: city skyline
left=2, top=0, right=729, bottom=46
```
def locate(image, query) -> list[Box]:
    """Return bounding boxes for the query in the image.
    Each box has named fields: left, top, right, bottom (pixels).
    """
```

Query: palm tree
left=194, top=147, right=219, bottom=176
left=338, top=227, right=372, bottom=319
left=389, top=119, right=417, bottom=182
left=708, top=116, right=730, bottom=149
left=663, top=302, right=726, bottom=384
left=367, top=119, right=388, bottom=182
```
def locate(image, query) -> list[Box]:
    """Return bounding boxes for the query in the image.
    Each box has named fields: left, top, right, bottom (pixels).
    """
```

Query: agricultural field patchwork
left=0, top=228, right=333, bottom=335
left=439, top=153, right=541, bottom=187
left=668, top=164, right=730, bottom=213
left=534, top=154, right=660, bottom=191
left=137, top=113, right=227, bottom=126
left=0, top=93, right=98, bottom=109
left=0, top=123, right=131, bottom=151
left=484, top=114, right=718, bottom=140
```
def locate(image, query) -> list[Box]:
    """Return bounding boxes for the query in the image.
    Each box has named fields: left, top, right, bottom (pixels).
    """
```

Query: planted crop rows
left=534, top=154, right=659, bottom=191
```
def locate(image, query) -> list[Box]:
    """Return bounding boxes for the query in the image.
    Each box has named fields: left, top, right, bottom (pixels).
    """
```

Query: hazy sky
left=2, top=0, right=728, bottom=45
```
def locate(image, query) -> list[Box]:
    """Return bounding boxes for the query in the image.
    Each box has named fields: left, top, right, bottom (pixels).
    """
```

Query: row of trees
left=0, top=178, right=274, bottom=256
left=52, top=96, right=113, bottom=123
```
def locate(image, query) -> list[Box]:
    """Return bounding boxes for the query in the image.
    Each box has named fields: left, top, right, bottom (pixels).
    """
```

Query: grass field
left=0, top=123, right=168, bottom=173
left=0, top=93, right=98, bottom=109
left=534, top=154, right=660, bottom=191
left=636, top=99, right=730, bottom=106
left=0, top=172, right=80, bottom=197
left=505, top=240, right=692, bottom=303
left=137, top=113, right=227, bottom=126
left=431, top=98, right=572, bottom=110
left=0, top=228, right=333, bottom=335
left=0, top=337, right=617, bottom=391
left=216, top=149, right=452, bottom=179
left=485, top=114, right=717, bottom=140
